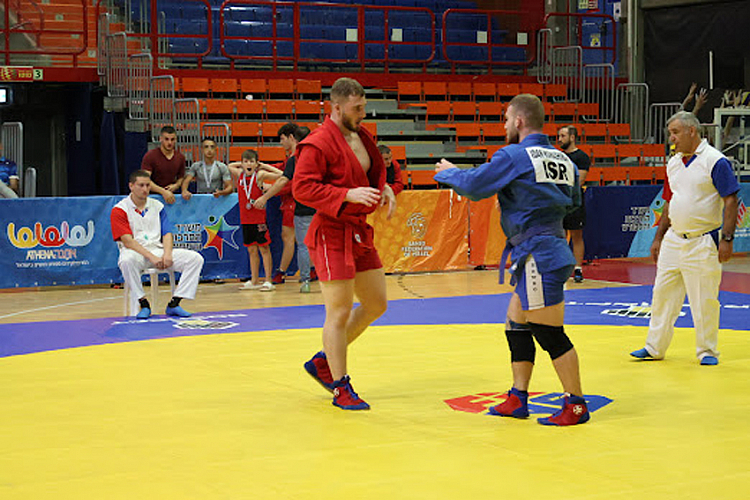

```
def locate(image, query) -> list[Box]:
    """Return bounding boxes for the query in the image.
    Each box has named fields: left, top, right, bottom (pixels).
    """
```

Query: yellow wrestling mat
left=2, top=323, right=749, bottom=499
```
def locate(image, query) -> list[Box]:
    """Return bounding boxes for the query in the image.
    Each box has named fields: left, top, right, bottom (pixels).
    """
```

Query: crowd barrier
left=1, top=185, right=748, bottom=288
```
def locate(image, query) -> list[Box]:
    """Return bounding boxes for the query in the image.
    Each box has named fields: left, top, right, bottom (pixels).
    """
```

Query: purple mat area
left=1, top=287, right=748, bottom=358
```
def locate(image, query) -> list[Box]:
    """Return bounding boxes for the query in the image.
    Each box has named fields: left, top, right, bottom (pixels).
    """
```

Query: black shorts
left=243, top=223, right=271, bottom=247
left=563, top=197, right=586, bottom=230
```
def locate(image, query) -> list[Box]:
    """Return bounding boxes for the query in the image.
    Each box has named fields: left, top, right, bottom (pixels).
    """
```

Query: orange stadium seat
left=590, top=144, right=618, bottom=167
left=180, top=77, right=209, bottom=95
left=235, top=99, right=264, bottom=120
left=454, top=123, right=482, bottom=151
left=294, top=100, right=322, bottom=121
left=551, top=102, right=576, bottom=121
left=544, top=84, right=567, bottom=100
left=617, top=144, right=643, bottom=166
left=360, top=122, right=377, bottom=138
left=608, top=123, right=631, bottom=142
left=477, top=101, right=504, bottom=122
left=582, top=123, right=608, bottom=143
left=231, top=122, right=262, bottom=143
left=451, top=101, right=477, bottom=122
left=447, top=82, right=472, bottom=101
left=390, top=145, right=407, bottom=163
left=397, top=81, right=422, bottom=105
left=519, top=83, right=543, bottom=98
left=423, top=82, right=448, bottom=101
left=257, top=146, right=287, bottom=163
left=577, top=102, right=599, bottom=120
left=424, top=101, right=451, bottom=129
left=210, top=78, right=237, bottom=96
left=260, top=122, right=283, bottom=140
left=409, top=169, right=438, bottom=189
left=497, top=83, right=520, bottom=100
left=482, top=123, right=505, bottom=142
left=267, top=79, right=295, bottom=98
left=204, top=99, right=235, bottom=117
left=265, top=100, right=294, bottom=121
left=239, top=79, right=267, bottom=99
left=295, top=79, right=322, bottom=100
left=473, top=82, right=496, bottom=101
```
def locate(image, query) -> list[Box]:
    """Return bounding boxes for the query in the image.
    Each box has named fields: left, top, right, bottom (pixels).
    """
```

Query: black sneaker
left=574, top=268, right=583, bottom=283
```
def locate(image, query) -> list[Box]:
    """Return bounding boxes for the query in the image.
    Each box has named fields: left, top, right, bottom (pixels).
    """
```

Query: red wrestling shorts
left=307, top=221, right=382, bottom=281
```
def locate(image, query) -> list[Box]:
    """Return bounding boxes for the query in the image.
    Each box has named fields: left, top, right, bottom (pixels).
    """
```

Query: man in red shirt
left=141, top=125, right=186, bottom=204
left=294, top=78, right=396, bottom=411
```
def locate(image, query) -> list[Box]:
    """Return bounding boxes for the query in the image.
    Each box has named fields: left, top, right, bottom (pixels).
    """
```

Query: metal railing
left=616, top=83, right=649, bottom=143
left=105, top=32, right=127, bottom=99
left=128, top=52, right=152, bottom=120
left=536, top=28, right=552, bottom=84
left=150, top=75, right=175, bottom=143
left=1, top=122, right=23, bottom=196
left=175, top=98, right=201, bottom=165
left=97, top=11, right=110, bottom=83
left=201, top=123, right=231, bottom=165
left=3, top=0, right=88, bottom=66
left=648, top=103, right=681, bottom=145
left=583, top=63, right=615, bottom=122
left=551, top=46, right=582, bottom=102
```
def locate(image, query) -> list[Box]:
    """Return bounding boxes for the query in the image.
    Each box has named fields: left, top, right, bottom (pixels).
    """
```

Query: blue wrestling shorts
left=513, top=256, right=573, bottom=311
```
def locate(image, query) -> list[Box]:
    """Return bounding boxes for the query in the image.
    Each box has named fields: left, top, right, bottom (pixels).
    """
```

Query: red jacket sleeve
left=662, top=172, right=672, bottom=202
left=390, top=160, right=405, bottom=196
left=293, top=146, right=350, bottom=218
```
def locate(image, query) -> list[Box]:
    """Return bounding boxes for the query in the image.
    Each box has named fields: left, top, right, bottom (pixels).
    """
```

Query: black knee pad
left=505, top=322, right=535, bottom=363
left=529, top=322, right=573, bottom=360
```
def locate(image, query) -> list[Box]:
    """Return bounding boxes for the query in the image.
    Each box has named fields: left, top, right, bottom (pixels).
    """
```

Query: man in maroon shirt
left=141, top=125, right=186, bottom=204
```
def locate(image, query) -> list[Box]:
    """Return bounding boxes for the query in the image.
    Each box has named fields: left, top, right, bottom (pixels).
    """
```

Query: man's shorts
left=563, top=197, right=586, bottom=230
left=309, top=224, right=382, bottom=281
left=281, top=206, right=294, bottom=228
left=242, top=223, right=271, bottom=247
left=513, top=255, right=573, bottom=311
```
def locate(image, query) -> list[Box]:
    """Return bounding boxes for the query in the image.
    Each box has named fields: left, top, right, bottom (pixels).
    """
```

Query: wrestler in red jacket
left=293, top=77, right=396, bottom=411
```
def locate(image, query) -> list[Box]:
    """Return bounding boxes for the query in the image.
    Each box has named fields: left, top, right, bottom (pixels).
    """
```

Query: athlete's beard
left=342, top=113, right=361, bottom=132
left=559, top=140, right=571, bottom=150
left=506, top=130, right=519, bottom=144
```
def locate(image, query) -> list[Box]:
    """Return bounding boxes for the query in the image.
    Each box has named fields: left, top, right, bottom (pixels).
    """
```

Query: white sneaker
left=239, top=281, right=262, bottom=290
left=259, top=281, right=276, bottom=292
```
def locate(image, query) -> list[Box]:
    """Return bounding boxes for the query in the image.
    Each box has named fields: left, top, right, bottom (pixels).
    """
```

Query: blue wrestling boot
left=488, top=387, right=529, bottom=418
left=630, top=348, right=655, bottom=360
left=165, top=305, right=192, bottom=318
left=700, top=356, right=718, bottom=366
left=136, top=307, right=151, bottom=320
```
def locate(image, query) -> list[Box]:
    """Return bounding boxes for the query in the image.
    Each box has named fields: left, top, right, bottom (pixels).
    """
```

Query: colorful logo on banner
left=7, top=220, right=95, bottom=263
left=445, top=391, right=612, bottom=415
left=202, top=215, right=240, bottom=259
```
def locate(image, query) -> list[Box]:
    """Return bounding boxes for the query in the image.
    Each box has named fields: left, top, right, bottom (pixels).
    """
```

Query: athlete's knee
left=362, top=294, right=387, bottom=319
left=529, top=322, right=574, bottom=360
left=506, top=320, right=535, bottom=363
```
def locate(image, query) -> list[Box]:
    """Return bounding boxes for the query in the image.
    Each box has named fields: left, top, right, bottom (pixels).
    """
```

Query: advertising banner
left=369, top=190, right=469, bottom=273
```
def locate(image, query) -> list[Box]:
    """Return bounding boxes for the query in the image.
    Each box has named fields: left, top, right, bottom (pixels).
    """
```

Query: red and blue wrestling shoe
left=304, top=351, right=334, bottom=392
left=332, top=375, right=370, bottom=411
left=537, top=394, right=590, bottom=426
left=488, top=387, right=529, bottom=418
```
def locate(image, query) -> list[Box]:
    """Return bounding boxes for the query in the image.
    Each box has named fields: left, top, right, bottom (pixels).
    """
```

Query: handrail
left=543, top=12, right=617, bottom=65
left=2, top=0, right=87, bottom=66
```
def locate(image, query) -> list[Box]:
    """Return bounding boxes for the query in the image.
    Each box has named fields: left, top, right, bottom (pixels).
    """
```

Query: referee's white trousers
left=645, top=229, right=722, bottom=360
left=119, top=247, right=204, bottom=302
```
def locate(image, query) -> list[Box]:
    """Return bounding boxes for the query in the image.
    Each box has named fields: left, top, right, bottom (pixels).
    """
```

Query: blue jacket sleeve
left=434, top=150, right=518, bottom=201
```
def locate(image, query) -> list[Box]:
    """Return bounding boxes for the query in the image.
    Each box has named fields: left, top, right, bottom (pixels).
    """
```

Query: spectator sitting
left=378, top=145, right=405, bottom=197
left=0, top=139, right=19, bottom=198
